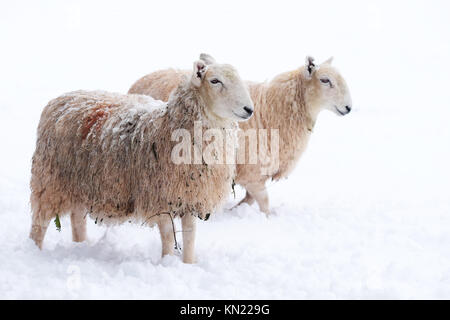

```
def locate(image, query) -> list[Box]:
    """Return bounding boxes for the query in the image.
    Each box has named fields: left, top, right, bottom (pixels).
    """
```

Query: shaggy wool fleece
left=31, top=86, right=237, bottom=226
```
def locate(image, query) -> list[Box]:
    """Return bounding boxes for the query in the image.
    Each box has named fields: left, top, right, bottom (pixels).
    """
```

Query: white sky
left=0, top=0, right=449, bottom=111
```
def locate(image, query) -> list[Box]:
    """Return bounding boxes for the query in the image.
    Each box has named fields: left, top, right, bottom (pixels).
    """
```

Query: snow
left=1, top=0, right=450, bottom=299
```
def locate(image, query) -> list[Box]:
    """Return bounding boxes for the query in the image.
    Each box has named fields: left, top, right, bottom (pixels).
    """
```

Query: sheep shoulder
left=236, top=70, right=314, bottom=184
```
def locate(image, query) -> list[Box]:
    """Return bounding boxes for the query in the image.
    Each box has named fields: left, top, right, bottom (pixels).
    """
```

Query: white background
left=0, top=0, right=449, bottom=299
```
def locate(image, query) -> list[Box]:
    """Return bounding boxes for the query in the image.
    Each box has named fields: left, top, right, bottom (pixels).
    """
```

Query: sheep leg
left=70, top=209, right=87, bottom=243
left=181, top=214, right=196, bottom=264
left=157, top=215, right=175, bottom=258
left=246, top=184, right=270, bottom=215
left=29, top=208, right=51, bottom=250
left=235, top=191, right=255, bottom=207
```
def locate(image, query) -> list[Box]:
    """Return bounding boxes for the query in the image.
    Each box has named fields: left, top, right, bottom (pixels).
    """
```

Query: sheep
left=29, top=57, right=254, bottom=263
left=128, top=54, right=352, bottom=215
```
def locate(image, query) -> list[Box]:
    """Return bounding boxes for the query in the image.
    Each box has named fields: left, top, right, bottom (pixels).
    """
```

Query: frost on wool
left=30, top=89, right=236, bottom=226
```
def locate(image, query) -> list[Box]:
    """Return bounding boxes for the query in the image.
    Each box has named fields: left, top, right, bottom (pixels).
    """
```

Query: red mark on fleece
left=81, top=103, right=117, bottom=140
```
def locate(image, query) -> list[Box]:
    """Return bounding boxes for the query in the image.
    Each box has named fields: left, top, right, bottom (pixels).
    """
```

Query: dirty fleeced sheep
left=30, top=58, right=254, bottom=263
left=128, top=55, right=352, bottom=214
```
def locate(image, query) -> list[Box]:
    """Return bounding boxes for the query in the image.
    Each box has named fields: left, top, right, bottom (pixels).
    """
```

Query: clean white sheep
left=30, top=57, right=254, bottom=263
left=128, top=55, right=352, bottom=214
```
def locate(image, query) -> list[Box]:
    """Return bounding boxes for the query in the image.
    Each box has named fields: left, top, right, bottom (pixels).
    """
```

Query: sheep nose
left=345, top=105, right=351, bottom=113
left=243, top=106, right=253, bottom=115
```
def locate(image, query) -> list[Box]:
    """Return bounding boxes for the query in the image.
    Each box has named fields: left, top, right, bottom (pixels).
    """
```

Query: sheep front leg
left=157, top=215, right=175, bottom=258
left=29, top=209, right=51, bottom=250
left=246, top=183, right=270, bottom=215
left=235, top=191, right=255, bottom=207
left=71, top=208, right=87, bottom=243
left=181, top=214, right=196, bottom=264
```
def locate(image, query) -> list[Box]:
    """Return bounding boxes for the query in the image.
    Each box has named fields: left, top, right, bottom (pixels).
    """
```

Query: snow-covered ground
left=1, top=0, right=450, bottom=299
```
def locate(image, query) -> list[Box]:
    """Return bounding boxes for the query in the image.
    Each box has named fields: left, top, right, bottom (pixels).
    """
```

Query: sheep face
left=304, top=57, right=352, bottom=117
left=191, top=60, right=254, bottom=122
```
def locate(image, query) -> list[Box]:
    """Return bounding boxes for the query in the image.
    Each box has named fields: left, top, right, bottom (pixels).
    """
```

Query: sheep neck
left=255, top=69, right=316, bottom=137
left=167, top=83, right=237, bottom=130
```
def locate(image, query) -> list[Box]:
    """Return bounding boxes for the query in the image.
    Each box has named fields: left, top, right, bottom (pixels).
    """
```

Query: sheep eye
left=210, top=79, right=221, bottom=84
left=320, top=78, right=333, bottom=87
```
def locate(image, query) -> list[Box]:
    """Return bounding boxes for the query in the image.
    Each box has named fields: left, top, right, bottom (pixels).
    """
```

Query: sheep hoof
left=182, top=256, right=196, bottom=264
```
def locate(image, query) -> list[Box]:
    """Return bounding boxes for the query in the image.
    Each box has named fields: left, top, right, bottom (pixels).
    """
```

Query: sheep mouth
left=233, top=111, right=252, bottom=120
left=335, top=106, right=348, bottom=116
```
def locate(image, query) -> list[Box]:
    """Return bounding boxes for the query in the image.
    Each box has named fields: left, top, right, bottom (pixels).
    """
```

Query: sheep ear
left=191, top=60, right=207, bottom=87
left=304, top=56, right=317, bottom=80
left=199, top=53, right=216, bottom=65
left=323, top=56, right=334, bottom=65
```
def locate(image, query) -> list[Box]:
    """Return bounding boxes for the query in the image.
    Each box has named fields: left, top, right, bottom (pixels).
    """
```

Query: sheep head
left=303, top=56, right=352, bottom=117
left=191, top=54, right=254, bottom=122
